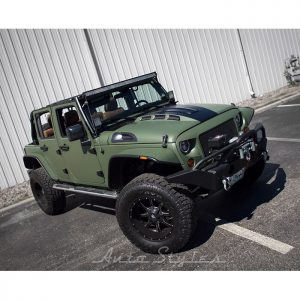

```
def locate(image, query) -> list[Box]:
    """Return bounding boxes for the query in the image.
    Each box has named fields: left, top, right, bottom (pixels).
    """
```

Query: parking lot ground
left=0, top=97, right=300, bottom=270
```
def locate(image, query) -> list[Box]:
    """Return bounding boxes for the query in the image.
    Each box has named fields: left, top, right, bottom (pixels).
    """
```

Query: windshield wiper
left=141, top=101, right=172, bottom=113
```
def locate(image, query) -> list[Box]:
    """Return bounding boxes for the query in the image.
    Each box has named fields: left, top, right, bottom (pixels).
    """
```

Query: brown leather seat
left=64, top=110, right=79, bottom=127
left=43, top=114, right=54, bottom=138
left=102, top=98, right=124, bottom=120
left=43, top=128, right=54, bottom=137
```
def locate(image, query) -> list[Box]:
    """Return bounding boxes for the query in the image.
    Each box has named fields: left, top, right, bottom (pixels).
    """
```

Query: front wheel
left=116, top=174, right=194, bottom=254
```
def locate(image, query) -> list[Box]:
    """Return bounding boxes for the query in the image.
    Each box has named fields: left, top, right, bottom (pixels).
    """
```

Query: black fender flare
left=23, top=155, right=42, bottom=170
left=108, top=155, right=182, bottom=190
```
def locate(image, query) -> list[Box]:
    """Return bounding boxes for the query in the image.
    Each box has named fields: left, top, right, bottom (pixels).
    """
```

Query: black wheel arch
left=108, top=155, right=182, bottom=190
left=23, top=155, right=42, bottom=170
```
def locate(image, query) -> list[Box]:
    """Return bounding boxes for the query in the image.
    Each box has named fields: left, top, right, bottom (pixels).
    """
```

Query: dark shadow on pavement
left=184, top=163, right=286, bottom=251
left=65, top=193, right=116, bottom=216
left=63, top=163, right=286, bottom=254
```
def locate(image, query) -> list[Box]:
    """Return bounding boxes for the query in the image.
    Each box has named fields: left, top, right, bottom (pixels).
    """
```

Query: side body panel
left=50, top=102, right=105, bottom=186
left=29, top=108, right=70, bottom=181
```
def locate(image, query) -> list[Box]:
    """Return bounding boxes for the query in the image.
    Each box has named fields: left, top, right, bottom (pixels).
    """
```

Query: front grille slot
left=154, top=114, right=166, bottom=120
left=199, top=119, right=238, bottom=156
left=141, top=115, right=151, bottom=121
left=167, top=114, right=180, bottom=121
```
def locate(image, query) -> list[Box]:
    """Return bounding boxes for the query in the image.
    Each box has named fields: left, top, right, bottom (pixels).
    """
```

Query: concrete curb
left=255, top=92, right=300, bottom=113
left=0, top=197, right=34, bottom=214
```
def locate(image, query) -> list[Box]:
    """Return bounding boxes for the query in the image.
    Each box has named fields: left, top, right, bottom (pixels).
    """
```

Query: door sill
left=53, top=183, right=118, bottom=199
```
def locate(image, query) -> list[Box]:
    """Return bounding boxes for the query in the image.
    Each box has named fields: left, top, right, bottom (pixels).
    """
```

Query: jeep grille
left=199, top=119, right=238, bottom=155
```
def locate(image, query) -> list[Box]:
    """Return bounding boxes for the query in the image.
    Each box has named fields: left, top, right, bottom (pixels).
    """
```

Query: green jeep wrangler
left=23, top=72, right=269, bottom=253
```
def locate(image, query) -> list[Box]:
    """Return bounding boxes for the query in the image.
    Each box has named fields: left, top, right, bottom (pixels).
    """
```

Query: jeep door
left=52, top=102, right=104, bottom=186
left=33, top=109, right=70, bottom=181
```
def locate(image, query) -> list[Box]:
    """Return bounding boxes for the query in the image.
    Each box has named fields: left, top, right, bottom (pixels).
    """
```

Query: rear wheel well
left=108, top=157, right=182, bottom=190
left=23, top=156, right=42, bottom=170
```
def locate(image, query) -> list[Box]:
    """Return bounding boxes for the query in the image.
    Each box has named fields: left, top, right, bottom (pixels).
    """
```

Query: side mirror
left=168, top=90, right=175, bottom=102
left=66, top=123, right=85, bottom=141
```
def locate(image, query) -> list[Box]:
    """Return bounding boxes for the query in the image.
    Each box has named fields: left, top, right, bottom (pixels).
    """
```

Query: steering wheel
left=135, top=100, right=149, bottom=107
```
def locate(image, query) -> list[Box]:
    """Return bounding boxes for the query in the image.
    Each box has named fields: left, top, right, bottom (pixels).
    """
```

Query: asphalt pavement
left=1, top=97, right=300, bottom=270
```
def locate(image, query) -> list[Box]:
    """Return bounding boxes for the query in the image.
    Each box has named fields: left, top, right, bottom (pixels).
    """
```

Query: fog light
left=187, top=158, right=195, bottom=168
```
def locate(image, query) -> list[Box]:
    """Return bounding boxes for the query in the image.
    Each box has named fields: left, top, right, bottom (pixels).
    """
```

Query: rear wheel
left=116, top=174, right=194, bottom=254
left=29, top=168, right=66, bottom=215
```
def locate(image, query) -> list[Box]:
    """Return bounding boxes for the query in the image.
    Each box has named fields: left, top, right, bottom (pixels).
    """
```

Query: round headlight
left=179, top=140, right=191, bottom=154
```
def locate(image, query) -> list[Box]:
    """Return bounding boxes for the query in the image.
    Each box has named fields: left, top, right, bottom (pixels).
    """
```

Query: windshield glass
left=82, top=80, right=169, bottom=130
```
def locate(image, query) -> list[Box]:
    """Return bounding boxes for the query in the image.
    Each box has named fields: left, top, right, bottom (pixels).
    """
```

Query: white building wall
left=88, top=29, right=250, bottom=104
left=0, top=29, right=299, bottom=189
left=0, top=29, right=100, bottom=188
left=239, top=29, right=300, bottom=95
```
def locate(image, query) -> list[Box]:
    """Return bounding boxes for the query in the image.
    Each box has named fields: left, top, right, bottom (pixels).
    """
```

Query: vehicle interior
left=81, top=81, right=169, bottom=130
left=42, top=114, right=54, bottom=138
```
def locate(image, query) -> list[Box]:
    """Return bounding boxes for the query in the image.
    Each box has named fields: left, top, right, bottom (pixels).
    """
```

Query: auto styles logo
left=92, top=247, right=226, bottom=268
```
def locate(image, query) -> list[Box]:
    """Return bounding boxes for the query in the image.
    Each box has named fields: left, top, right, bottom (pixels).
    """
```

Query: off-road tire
left=170, top=183, right=198, bottom=236
left=116, top=173, right=194, bottom=254
left=29, top=168, right=66, bottom=215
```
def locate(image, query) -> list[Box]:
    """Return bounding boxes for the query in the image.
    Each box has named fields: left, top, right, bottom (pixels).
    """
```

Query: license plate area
left=222, top=167, right=245, bottom=191
left=239, top=139, right=256, bottom=160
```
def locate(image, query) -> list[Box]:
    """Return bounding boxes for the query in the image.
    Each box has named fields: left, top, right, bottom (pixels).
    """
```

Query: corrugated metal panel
left=0, top=29, right=100, bottom=189
left=239, top=29, right=300, bottom=96
left=87, top=29, right=250, bottom=105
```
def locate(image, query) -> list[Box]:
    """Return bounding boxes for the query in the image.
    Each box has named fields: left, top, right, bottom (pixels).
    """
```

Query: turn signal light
left=187, top=158, right=195, bottom=168
left=243, top=126, right=249, bottom=133
left=139, top=156, right=148, bottom=160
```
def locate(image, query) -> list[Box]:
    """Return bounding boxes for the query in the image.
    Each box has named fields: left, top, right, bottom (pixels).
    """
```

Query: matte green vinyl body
left=24, top=101, right=254, bottom=189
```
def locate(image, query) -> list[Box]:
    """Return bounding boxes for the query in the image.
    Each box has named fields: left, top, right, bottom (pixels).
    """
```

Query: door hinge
left=88, top=147, right=97, bottom=155
left=162, top=134, right=168, bottom=148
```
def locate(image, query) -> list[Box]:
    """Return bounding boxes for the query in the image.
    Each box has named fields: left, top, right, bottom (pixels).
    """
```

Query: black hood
left=153, top=105, right=219, bottom=122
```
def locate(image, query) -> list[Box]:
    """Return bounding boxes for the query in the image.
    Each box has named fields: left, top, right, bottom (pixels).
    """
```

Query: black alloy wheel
left=129, top=191, right=174, bottom=241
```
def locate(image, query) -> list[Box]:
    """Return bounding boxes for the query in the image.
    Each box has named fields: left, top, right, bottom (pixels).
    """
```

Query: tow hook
left=222, top=178, right=231, bottom=191
left=222, top=168, right=245, bottom=191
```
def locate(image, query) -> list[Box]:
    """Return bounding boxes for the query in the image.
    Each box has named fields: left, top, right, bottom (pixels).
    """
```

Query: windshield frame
left=80, top=77, right=171, bottom=133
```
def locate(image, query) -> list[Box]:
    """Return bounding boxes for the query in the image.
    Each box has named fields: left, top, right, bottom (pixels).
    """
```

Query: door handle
left=40, top=144, right=48, bottom=152
left=59, top=144, right=70, bottom=151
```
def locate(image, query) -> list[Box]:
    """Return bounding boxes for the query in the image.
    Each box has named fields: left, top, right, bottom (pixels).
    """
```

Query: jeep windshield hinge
left=162, top=134, right=168, bottom=148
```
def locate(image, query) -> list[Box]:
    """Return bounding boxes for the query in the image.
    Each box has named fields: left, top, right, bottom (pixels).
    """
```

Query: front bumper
left=166, top=123, right=269, bottom=191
